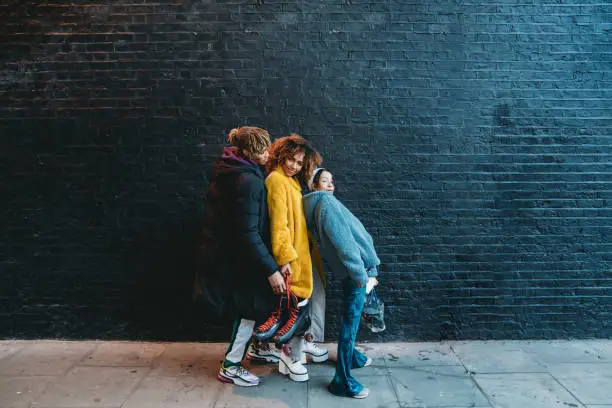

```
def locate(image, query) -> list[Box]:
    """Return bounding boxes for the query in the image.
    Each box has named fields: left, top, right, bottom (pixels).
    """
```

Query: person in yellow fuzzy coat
left=259, top=134, right=322, bottom=382
left=266, top=167, right=313, bottom=299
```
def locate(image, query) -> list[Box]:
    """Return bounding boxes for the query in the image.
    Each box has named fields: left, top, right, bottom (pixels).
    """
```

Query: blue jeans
left=328, top=277, right=368, bottom=397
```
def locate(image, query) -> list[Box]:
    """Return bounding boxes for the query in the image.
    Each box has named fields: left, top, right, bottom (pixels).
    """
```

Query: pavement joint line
left=549, top=370, right=589, bottom=408
left=467, top=372, right=495, bottom=408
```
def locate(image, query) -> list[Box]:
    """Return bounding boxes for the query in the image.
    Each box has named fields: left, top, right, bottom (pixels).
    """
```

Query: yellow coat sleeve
left=266, top=173, right=299, bottom=266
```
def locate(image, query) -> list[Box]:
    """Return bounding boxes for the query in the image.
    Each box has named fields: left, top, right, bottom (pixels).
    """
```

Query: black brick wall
left=2, top=0, right=611, bottom=341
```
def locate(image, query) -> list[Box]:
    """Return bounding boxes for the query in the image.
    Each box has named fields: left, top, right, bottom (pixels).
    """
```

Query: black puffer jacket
left=195, top=147, right=278, bottom=321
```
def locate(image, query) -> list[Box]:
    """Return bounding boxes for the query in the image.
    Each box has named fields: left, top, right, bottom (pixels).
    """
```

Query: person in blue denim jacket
left=302, top=168, right=380, bottom=399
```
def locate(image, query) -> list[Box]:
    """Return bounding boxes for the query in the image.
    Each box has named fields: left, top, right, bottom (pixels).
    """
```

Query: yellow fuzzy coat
left=265, top=167, right=312, bottom=299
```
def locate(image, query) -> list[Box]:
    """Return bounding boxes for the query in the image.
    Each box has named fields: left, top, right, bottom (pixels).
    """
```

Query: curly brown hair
left=266, top=134, right=322, bottom=185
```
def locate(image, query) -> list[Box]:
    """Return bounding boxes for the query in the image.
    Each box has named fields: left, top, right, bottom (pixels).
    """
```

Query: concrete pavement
left=1, top=339, right=611, bottom=408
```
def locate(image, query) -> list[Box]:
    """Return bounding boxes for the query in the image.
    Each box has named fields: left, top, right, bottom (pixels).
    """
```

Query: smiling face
left=314, top=170, right=335, bottom=194
left=281, top=150, right=305, bottom=177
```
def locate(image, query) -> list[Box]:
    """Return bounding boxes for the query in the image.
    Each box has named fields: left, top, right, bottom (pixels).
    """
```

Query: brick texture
left=1, top=0, right=611, bottom=340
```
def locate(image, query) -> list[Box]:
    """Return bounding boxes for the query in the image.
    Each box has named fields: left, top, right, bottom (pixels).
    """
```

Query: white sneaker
left=364, top=356, right=372, bottom=367
left=279, top=347, right=309, bottom=382
left=302, top=339, right=328, bottom=363
left=352, top=387, right=370, bottom=399
left=218, top=363, right=260, bottom=387
left=246, top=342, right=280, bottom=363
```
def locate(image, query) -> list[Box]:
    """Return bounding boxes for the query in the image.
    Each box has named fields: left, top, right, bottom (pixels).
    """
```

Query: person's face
left=251, top=148, right=269, bottom=166
left=315, top=171, right=335, bottom=194
left=281, top=150, right=305, bottom=177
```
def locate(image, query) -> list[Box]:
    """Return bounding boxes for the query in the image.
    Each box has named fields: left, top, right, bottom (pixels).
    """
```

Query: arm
left=320, top=196, right=369, bottom=286
left=233, top=174, right=278, bottom=277
left=365, top=231, right=380, bottom=278
left=352, top=213, right=381, bottom=278
left=266, top=174, right=299, bottom=266
left=361, top=229, right=379, bottom=290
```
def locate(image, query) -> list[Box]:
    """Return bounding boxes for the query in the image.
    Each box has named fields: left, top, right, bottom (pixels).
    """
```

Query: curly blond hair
left=266, top=134, right=322, bottom=185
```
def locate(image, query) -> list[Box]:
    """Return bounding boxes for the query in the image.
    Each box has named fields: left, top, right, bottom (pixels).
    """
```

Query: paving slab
left=122, top=375, right=223, bottom=408
left=474, top=372, right=585, bottom=408
left=32, top=366, right=147, bottom=408
left=0, top=341, right=96, bottom=376
left=588, top=340, right=612, bottom=361
left=548, top=363, right=612, bottom=405
left=0, top=376, right=53, bottom=408
left=520, top=340, right=605, bottom=365
left=0, top=342, right=26, bottom=364
left=149, top=342, right=226, bottom=377
left=84, top=341, right=165, bottom=367
left=389, top=365, right=490, bottom=408
left=308, top=372, right=399, bottom=408
left=306, top=358, right=387, bottom=378
left=450, top=341, right=546, bottom=374
left=373, top=342, right=462, bottom=367
left=216, top=364, right=307, bottom=408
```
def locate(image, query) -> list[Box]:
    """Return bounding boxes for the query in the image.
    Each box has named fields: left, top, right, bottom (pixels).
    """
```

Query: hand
left=268, top=271, right=286, bottom=295
left=280, top=263, right=292, bottom=277
left=366, top=277, right=378, bottom=294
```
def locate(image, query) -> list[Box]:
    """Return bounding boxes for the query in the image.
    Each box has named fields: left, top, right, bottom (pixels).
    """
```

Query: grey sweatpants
left=309, top=263, right=326, bottom=342
left=225, top=318, right=255, bottom=364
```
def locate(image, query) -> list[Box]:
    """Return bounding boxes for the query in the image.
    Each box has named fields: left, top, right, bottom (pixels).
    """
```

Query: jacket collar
left=272, top=167, right=302, bottom=193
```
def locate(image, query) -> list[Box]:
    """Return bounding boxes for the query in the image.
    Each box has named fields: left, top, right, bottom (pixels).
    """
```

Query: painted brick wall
left=1, top=0, right=611, bottom=340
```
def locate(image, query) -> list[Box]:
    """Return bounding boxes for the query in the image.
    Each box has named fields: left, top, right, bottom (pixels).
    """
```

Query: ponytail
left=227, top=128, right=240, bottom=145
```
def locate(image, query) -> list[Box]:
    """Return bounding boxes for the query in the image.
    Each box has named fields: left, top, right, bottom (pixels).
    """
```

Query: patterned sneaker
left=246, top=342, right=280, bottom=363
left=218, top=363, right=260, bottom=387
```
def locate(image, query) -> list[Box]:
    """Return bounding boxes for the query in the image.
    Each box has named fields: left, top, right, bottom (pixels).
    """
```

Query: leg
left=248, top=313, right=281, bottom=363
left=289, top=335, right=305, bottom=359
left=309, top=265, right=326, bottom=342
left=278, top=335, right=309, bottom=382
left=302, top=270, right=329, bottom=362
left=224, top=318, right=255, bottom=365
left=351, top=347, right=369, bottom=368
left=218, top=319, right=260, bottom=387
left=328, top=278, right=366, bottom=397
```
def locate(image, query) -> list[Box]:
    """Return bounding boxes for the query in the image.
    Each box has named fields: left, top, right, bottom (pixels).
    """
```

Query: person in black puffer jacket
left=194, top=126, right=289, bottom=387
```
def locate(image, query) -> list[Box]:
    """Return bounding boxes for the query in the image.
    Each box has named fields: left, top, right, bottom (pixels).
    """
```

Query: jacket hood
left=214, top=146, right=263, bottom=178
left=303, top=190, right=332, bottom=226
